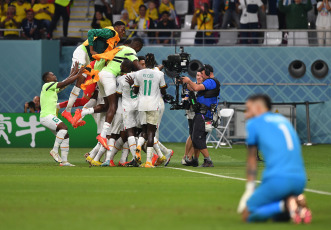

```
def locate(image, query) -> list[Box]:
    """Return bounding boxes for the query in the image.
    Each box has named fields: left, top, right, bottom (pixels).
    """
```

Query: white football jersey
left=115, top=76, right=123, bottom=114
left=134, top=68, right=166, bottom=111
left=117, top=73, right=138, bottom=111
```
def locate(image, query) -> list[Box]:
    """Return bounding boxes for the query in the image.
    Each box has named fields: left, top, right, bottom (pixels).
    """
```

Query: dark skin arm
left=57, top=63, right=85, bottom=89
left=133, top=86, right=139, bottom=94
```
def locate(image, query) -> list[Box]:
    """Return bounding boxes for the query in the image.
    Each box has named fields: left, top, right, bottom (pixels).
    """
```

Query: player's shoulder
left=122, top=46, right=136, bottom=53
left=263, top=112, right=288, bottom=124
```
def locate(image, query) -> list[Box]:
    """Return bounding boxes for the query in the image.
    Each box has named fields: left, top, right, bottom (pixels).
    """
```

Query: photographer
left=180, top=65, right=220, bottom=167
left=24, top=96, right=40, bottom=113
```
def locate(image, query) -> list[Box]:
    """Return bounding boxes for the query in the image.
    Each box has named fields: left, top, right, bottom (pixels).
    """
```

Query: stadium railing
left=0, top=28, right=23, bottom=37
left=78, top=28, right=331, bottom=47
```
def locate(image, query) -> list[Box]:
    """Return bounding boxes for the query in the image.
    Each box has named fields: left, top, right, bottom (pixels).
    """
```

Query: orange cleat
left=96, top=134, right=110, bottom=150
left=118, top=161, right=129, bottom=167
left=73, top=120, right=86, bottom=129
left=72, top=109, right=82, bottom=126
left=61, top=110, right=73, bottom=123
left=151, top=154, right=159, bottom=166
left=109, top=160, right=116, bottom=167
left=135, top=145, right=142, bottom=164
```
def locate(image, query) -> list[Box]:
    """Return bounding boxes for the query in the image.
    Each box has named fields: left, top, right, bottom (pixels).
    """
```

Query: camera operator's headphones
left=204, top=64, right=211, bottom=77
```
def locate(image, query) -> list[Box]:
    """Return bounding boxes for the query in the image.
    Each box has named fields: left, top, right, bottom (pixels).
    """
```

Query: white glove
left=237, top=181, right=255, bottom=214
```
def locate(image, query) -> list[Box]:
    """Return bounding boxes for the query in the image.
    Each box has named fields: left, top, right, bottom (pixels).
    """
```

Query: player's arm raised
left=57, top=65, right=85, bottom=89
left=181, top=76, right=205, bottom=91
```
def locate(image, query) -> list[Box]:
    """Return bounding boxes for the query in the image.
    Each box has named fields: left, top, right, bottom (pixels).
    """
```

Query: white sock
left=153, top=137, right=164, bottom=157
left=66, top=86, right=80, bottom=112
left=100, top=122, right=111, bottom=138
left=83, top=98, right=97, bottom=109
left=120, top=142, right=129, bottom=163
left=89, top=142, right=101, bottom=158
left=82, top=108, right=94, bottom=117
left=157, top=140, right=170, bottom=155
left=114, top=137, right=124, bottom=153
left=52, top=129, right=67, bottom=153
left=147, top=147, right=153, bottom=162
left=105, top=138, right=116, bottom=161
left=60, top=138, right=69, bottom=162
left=56, top=103, right=60, bottom=110
left=127, top=136, right=136, bottom=158
left=94, top=144, right=106, bottom=162
left=94, top=146, right=105, bottom=161
left=137, top=136, right=145, bottom=148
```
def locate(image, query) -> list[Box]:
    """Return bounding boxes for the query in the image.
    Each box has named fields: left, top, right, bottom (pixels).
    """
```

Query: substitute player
left=237, top=94, right=312, bottom=224
left=133, top=53, right=168, bottom=168
left=72, top=37, right=144, bottom=151
left=40, top=62, right=84, bottom=166
left=62, top=22, right=126, bottom=123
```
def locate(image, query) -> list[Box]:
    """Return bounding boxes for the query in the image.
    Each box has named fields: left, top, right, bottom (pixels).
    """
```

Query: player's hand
left=76, top=66, right=86, bottom=76
left=90, top=50, right=98, bottom=56
left=237, top=182, right=255, bottom=214
left=125, top=75, right=134, bottom=86
left=24, top=102, right=29, bottom=109
left=70, top=61, right=79, bottom=75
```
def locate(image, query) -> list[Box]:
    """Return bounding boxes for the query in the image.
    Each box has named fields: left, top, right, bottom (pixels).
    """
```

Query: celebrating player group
left=40, top=21, right=173, bottom=168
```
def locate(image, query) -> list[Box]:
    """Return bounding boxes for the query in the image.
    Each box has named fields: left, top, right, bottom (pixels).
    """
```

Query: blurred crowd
left=0, top=0, right=71, bottom=39
left=1, top=0, right=331, bottom=45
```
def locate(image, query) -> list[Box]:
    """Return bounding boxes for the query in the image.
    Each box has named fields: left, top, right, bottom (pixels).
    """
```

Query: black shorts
left=188, top=119, right=193, bottom=137
left=191, top=114, right=207, bottom=150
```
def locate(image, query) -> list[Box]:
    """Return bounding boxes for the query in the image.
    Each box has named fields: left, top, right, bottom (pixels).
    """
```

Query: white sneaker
left=164, top=149, right=174, bottom=167
left=59, top=162, right=75, bottom=167
left=181, top=158, right=187, bottom=165
left=50, top=150, right=62, bottom=163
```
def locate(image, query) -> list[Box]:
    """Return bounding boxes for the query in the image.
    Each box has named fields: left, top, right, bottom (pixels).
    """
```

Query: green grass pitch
left=1, top=144, right=331, bottom=230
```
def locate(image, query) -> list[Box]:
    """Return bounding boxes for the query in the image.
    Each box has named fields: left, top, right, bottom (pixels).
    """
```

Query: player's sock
left=83, top=98, right=97, bottom=109
left=153, top=137, right=164, bottom=157
left=94, top=146, right=106, bottom=161
left=58, top=101, right=68, bottom=109
left=157, top=140, right=170, bottom=155
left=100, top=122, right=111, bottom=138
left=52, top=129, right=67, bottom=153
left=105, top=138, right=116, bottom=161
left=137, top=137, right=145, bottom=148
left=204, top=156, right=212, bottom=161
left=66, top=86, right=81, bottom=113
left=60, top=138, right=69, bottom=162
left=128, top=136, right=137, bottom=158
left=94, top=144, right=106, bottom=162
left=89, top=142, right=101, bottom=158
left=75, top=98, right=89, bottom=107
left=81, top=108, right=94, bottom=117
left=248, top=201, right=285, bottom=222
left=113, top=137, right=124, bottom=153
left=146, top=147, right=153, bottom=162
left=120, top=142, right=129, bottom=163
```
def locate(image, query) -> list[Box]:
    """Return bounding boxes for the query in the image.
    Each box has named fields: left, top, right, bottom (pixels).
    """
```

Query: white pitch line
left=167, top=167, right=331, bottom=196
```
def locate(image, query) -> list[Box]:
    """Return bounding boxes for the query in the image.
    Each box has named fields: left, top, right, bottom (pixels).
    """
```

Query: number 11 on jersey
left=144, top=80, right=152, bottom=96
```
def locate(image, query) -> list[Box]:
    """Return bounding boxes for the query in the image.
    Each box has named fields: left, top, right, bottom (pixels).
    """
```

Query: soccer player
left=138, top=56, right=146, bottom=68
left=40, top=62, right=84, bottom=166
left=72, top=37, right=144, bottom=151
left=133, top=53, right=168, bottom=168
left=62, top=22, right=126, bottom=123
left=237, top=94, right=312, bottom=223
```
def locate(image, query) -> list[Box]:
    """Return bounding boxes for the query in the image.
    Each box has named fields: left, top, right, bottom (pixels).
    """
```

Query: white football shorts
left=71, top=45, right=90, bottom=68
left=98, top=70, right=117, bottom=98
left=110, top=113, right=124, bottom=135
left=40, top=115, right=63, bottom=135
left=123, top=110, right=139, bottom=130
left=139, top=111, right=159, bottom=126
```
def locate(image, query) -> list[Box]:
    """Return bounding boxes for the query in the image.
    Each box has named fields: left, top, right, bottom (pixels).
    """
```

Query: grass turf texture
left=0, top=144, right=331, bottom=230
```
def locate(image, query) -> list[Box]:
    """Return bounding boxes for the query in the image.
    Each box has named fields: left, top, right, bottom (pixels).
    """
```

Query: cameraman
left=181, top=65, right=220, bottom=167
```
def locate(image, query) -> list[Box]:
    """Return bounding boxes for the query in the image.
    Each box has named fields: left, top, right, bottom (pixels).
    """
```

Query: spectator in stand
left=94, top=0, right=114, bottom=21
left=129, top=4, right=155, bottom=45
left=22, top=9, right=41, bottom=39
left=221, top=0, right=240, bottom=28
left=124, top=0, right=143, bottom=20
left=24, top=96, right=41, bottom=113
left=191, top=3, right=215, bottom=44
left=279, top=0, right=312, bottom=29
left=146, top=0, right=158, bottom=21
left=91, top=11, right=111, bottom=29
left=13, top=0, right=31, bottom=22
left=316, top=0, right=331, bottom=46
left=194, top=0, right=210, bottom=9
left=32, top=0, right=54, bottom=35
left=0, top=5, right=20, bottom=39
left=156, top=11, right=176, bottom=44
left=120, top=9, right=130, bottom=38
left=50, top=0, right=71, bottom=38
left=0, top=0, right=10, bottom=17
left=279, top=0, right=312, bottom=45
left=237, top=0, right=265, bottom=44
left=159, top=0, right=175, bottom=19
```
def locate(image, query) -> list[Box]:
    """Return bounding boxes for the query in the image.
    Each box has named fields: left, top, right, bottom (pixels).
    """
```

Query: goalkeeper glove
left=237, top=181, right=255, bottom=214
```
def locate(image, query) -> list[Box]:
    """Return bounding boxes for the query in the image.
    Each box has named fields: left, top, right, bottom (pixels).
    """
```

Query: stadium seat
left=175, top=0, right=189, bottom=15
left=263, top=15, right=282, bottom=46
left=178, top=15, right=196, bottom=45
left=207, top=109, right=234, bottom=149
left=112, top=14, right=121, bottom=23
left=218, top=31, right=238, bottom=45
